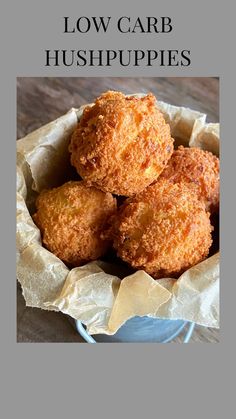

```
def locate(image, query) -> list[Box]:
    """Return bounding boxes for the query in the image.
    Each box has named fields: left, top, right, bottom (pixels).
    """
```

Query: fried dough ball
left=33, top=181, right=117, bottom=266
left=158, top=146, right=219, bottom=212
left=69, top=91, right=174, bottom=196
left=106, top=180, right=213, bottom=279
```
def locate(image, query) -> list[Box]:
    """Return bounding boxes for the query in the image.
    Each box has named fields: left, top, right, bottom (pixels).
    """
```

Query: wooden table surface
left=17, top=77, right=219, bottom=343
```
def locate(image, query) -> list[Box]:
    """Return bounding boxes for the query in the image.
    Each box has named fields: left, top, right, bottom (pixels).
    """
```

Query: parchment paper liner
left=17, top=95, right=220, bottom=335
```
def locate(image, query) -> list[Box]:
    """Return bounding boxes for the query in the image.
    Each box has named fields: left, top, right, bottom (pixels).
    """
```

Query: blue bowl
left=75, top=316, right=195, bottom=343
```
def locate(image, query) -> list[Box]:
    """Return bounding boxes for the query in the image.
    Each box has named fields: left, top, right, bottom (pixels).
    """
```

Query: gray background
left=1, top=0, right=234, bottom=417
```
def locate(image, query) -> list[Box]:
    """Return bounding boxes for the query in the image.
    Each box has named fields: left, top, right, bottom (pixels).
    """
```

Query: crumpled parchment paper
left=16, top=95, right=220, bottom=335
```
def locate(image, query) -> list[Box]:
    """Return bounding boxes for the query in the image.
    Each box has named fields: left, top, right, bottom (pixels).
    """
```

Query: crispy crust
left=106, top=180, right=213, bottom=279
left=158, top=145, right=219, bottom=212
left=69, top=91, right=174, bottom=196
left=33, top=181, right=117, bottom=266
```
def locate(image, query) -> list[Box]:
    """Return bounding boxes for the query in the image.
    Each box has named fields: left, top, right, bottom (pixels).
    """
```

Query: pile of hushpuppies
left=33, top=91, right=219, bottom=279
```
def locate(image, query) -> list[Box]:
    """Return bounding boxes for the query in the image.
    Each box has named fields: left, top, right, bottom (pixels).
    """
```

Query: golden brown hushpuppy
left=69, top=91, right=174, bottom=196
left=105, top=180, right=213, bottom=279
left=33, top=181, right=117, bottom=266
left=158, top=146, right=219, bottom=212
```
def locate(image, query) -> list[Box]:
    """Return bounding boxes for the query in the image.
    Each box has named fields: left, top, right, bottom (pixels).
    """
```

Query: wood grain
left=17, top=77, right=219, bottom=343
